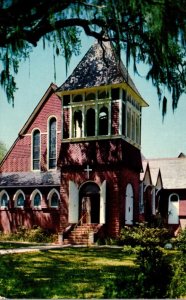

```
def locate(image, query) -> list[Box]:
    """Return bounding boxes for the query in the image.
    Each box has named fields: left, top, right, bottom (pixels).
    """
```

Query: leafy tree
left=0, top=0, right=185, bottom=115
left=0, top=140, right=7, bottom=162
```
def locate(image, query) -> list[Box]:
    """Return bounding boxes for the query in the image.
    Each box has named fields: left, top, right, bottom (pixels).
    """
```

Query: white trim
left=47, top=116, right=57, bottom=170
left=30, top=189, right=42, bottom=209
left=151, top=187, right=156, bottom=215
left=13, top=189, right=25, bottom=209
left=62, top=87, right=141, bottom=148
left=125, top=183, right=134, bottom=225
left=69, top=182, right=79, bottom=222
left=0, top=190, right=9, bottom=209
left=47, top=188, right=60, bottom=208
left=100, top=180, right=106, bottom=224
left=119, top=98, right=122, bottom=135
left=168, top=193, right=179, bottom=224
left=31, top=128, right=41, bottom=171
left=144, top=184, right=153, bottom=192
left=139, top=182, right=144, bottom=213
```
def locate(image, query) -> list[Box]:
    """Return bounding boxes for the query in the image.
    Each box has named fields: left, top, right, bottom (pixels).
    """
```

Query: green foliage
left=0, top=0, right=185, bottom=111
left=105, top=224, right=174, bottom=298
left=135, top=246, right=173, bottom=298
left=104, top=245, right=173, bottom=299
left=0, top=226, right=57, bottom=243
left=167, top=229, right=186, bottom=298
left=0, top=141, right=7, bottom=162
left=118, top=223, right=171, bottom=247
left=168, top=252, right=186, bottom=298
left=172, top=228, right=186, bottom=252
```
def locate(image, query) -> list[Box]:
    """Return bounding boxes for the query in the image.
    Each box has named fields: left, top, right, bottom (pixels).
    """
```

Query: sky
left=0, top=34, right=185, bottom=159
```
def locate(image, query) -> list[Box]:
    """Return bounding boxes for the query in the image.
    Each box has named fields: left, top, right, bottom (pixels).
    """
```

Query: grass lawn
left=0, top=247, right=136, bottom=298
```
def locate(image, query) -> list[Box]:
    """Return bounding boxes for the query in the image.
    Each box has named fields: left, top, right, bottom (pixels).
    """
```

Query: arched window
left=99, top=106, right=108, bottom=135
left=0, top=190, right=9, bottom=208
left=127, top=108, right=131, bottom=138
left=30, top=189, right=42, bottom=208
left=98, top=90, right=109, bottom=99
left=47, top=189, right=60, bottom=208
left=111, top=88, right=120, bottom=100
left=125, top=183, right=134, bottom=225
left=86, top=108, right=95, bottom=136
left=132, top=113, right=135, bottom=141
left=49, top=117, right=57, bottom=169
left=168, top=193, right=179, bottom=224
left=136, top=116, right=140, bottom=144
left=32, top=129, right=40, bottom=170
left=85, top=93, right=96, bottom=101
left=74, top=110, right=82, bottom=138
left=14, top=190, right=25, bottom=208
left=73, top=94, right=83, bottom=102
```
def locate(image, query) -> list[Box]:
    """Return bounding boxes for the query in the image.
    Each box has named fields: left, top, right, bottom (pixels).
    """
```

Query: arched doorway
left=125, top=183, right=134, bottom=225
left=168, top=193, right=179, bottom=224
left=79, top=182, right=100, bottom=224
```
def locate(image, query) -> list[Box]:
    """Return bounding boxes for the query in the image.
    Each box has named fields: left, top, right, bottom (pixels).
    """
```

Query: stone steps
left=63, top=223, right=99, bottom=245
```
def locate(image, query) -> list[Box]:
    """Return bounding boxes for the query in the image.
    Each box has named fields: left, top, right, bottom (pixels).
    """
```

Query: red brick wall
left=1, top=92, right=62, bottom=172
left=0, top=187, right=60, bottom=233
left=63, top=108, right=70, bottom=139
left=111, top=102, right=119, bottom=135
left=59, top=164, right=140, bottom=238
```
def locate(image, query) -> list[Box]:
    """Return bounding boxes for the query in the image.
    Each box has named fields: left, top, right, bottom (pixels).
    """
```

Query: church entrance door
left=79, top=182, right=100, bottom=224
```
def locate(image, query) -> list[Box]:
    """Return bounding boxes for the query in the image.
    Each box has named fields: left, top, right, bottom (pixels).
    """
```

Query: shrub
left=105, top=224, right=173, bottom=299
left=172, top=228, right=186, bottom=252
left=25, top=226, right=57, bottom=243
left=104, top=245, right=173, bottom=299
left=135, top=246, right=173, bottom=298
left=118, top=223, right=171, bottom=247
left=168, top=252, right=186, bottom=298
left=0, top=226, right=57, bottom=243
left=167, top=229, right=186, bottom=298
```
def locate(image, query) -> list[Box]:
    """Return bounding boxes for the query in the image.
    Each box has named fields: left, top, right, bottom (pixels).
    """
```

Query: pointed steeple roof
left=58, top=41, right=145, bottom=102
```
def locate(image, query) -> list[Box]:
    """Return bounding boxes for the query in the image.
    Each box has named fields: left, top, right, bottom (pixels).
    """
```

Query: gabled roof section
left=19, top=83, right=57, bottom=135
left=0, top=83, right=58, bottom=168
left=144, top=155, right=186, bottom=189
left=57, top=41, right=148, bottom=106
left=140, top=162, right=152, bottom=185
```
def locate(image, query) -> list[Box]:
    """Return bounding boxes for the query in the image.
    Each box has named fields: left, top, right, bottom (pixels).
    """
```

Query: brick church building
left=0, top=40, right=159, bottom=244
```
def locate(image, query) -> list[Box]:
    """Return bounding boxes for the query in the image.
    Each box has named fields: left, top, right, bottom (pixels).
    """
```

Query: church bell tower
left=56, top=41, right=148, bottom=239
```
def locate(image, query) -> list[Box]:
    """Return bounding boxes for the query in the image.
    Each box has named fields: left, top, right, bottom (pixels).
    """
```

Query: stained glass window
left=1, top=192, right=8, bottom=207
left=49, top=118, right=57, bottom=169
left=17, top=193, right=24, bottom=207
left=34, top=192, right=41, bottom=207
left=33, top=130, right=40, bottom=170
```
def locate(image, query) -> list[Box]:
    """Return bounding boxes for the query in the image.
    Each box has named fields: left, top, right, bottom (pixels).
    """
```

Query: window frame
left=13, top=190, right=25, bottom=209
left=0, top=190, right=9, bottom=209
left=32, top=128, right=41, bottom=171
left=30, top=189, right=42, bottom=209
left=47, top=189, right=60, bottom=208
left=98, top=105, right=109, bottom=136
left=73, top=109, right=83, bottom=138
left=48, top=116, right=57, bottom=170
left=86, top=107, right=96, bottom=136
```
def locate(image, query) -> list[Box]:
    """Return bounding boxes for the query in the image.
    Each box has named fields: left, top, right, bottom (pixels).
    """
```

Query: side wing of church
left=0, top=41, right=150, bottom=243
left=0, top=84, right=62, bottom=233
left=141, top=155, right=186, bottom=235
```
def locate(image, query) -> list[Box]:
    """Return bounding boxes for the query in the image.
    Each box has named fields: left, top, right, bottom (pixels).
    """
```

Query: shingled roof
left=142, top=156, right=186, bottom=189
left=58, top=41, right=142, bottom=98
left=0, top=171, right=60, bottom=187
